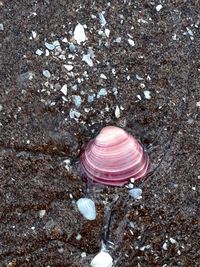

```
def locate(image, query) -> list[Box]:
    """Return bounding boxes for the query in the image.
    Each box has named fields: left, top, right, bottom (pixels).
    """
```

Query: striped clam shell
left=80, top=126, right=151, bottom=186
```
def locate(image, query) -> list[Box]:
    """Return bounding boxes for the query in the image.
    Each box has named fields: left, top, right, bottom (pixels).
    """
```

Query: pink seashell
left=80, top=126, right=151, bottom=186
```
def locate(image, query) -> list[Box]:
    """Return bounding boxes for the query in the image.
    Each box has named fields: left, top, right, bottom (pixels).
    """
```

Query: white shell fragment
left=42, top=70, right=51, bottom=78
left=90, top=251, right=113, bottom=267
left=129, top=188, right=142, bottom=200
left=82, top=54, right=93, bottom=67
left=72, top=95, right=82, bottom=108
left=61, top=84, right=68, bottom=96
left=35, top=49, right=43, bottom=56
left=128, top=39, right=135, bottom=46
left=105, top=28, right=110, bottom=37
left=74, top=23, right=86, bottom=44
left=97, top=88, right=107, bottom=98
left=76, top=198, right=96, bottom=220
left=196, top=101, right=200, bottom=107
left=156, top=4, right=163, bottom=12
left=115, top=105, right=120, bottom=118
left=99, top=12, right=106, bottom=27
left=144, top=90, right=151, bottom=99
left=64, top=64, right=74, bottom=71
left=45, top=42, right=55, bottom=50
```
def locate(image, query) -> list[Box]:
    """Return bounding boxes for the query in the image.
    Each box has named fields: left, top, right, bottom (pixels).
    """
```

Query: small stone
left=128, top=39, right=135, bottom=46
left=144, top=90, right=151, bottom=99
left=42, top=70, right=51, bottom=78
left=61, top=85, right=68, bottom=96
left=64, top=64, right=73, bottom=71
left=35, top=49, right=43, bottom=56
left=39, top=210, right=46, bottom=218
left=156, top=4, right=163, bottom=12
left=0, top=104, right=3, bottom=111
left=137, top=95, right=142, bottom=100
left=115, top=105, right=120, bottom=118
left=115, top=37, right=121, bottom=43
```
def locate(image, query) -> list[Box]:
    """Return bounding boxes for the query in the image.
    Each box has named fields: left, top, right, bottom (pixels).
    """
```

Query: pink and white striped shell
left=80, top=126, right=151, bottom=186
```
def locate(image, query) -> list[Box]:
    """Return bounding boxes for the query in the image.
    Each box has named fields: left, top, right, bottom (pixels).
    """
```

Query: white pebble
left=128, top=39, right=135, bottom=46
left=74, top=23, right=86, bottom=44
left=42, top=70, right=51, bottom=78
left=0, top=23, right=4, bottom=31
left=64, top=64, right=73, bottom=71
left=0, top=104, right=2, bottom=111
left=115, top=105, right=121, bottom=118
left=76, top=234, right=82, bottom=240
left=77, top=198, right=96, bottom=220
left=115, top=37, right=121, bottom=43
left=169, top=237, right=177, bottom=244
left=32, top=31, right=37, bottom=39
left=61, top=84, right=68, bottom=96
left=100, top=74, right=107, bottom=79
left=162, top=242, right=168, bottom=250
left=62, top=37, right=68, bottom=43
left=196, top=101, right=200, bottom=107
left=39, top=210, right=46, bottom=218
left=105, top=28, right=110, bottom=37
left=90, top=251, right=113, bottom=267
left=35, top=49, right=43, bottom=56
left=144, top=90, right=151, bottom=99
left=81, top=252, right=87, bottom=258
left=156, top=4, right=163, bottom=12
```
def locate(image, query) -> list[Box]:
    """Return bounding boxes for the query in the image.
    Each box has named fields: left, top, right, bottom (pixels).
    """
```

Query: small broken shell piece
left=76, top=198, right=96, bottom=220
left=90, top=251, right=113, bottom=267
left=129, top=188, right=142, bottom=200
